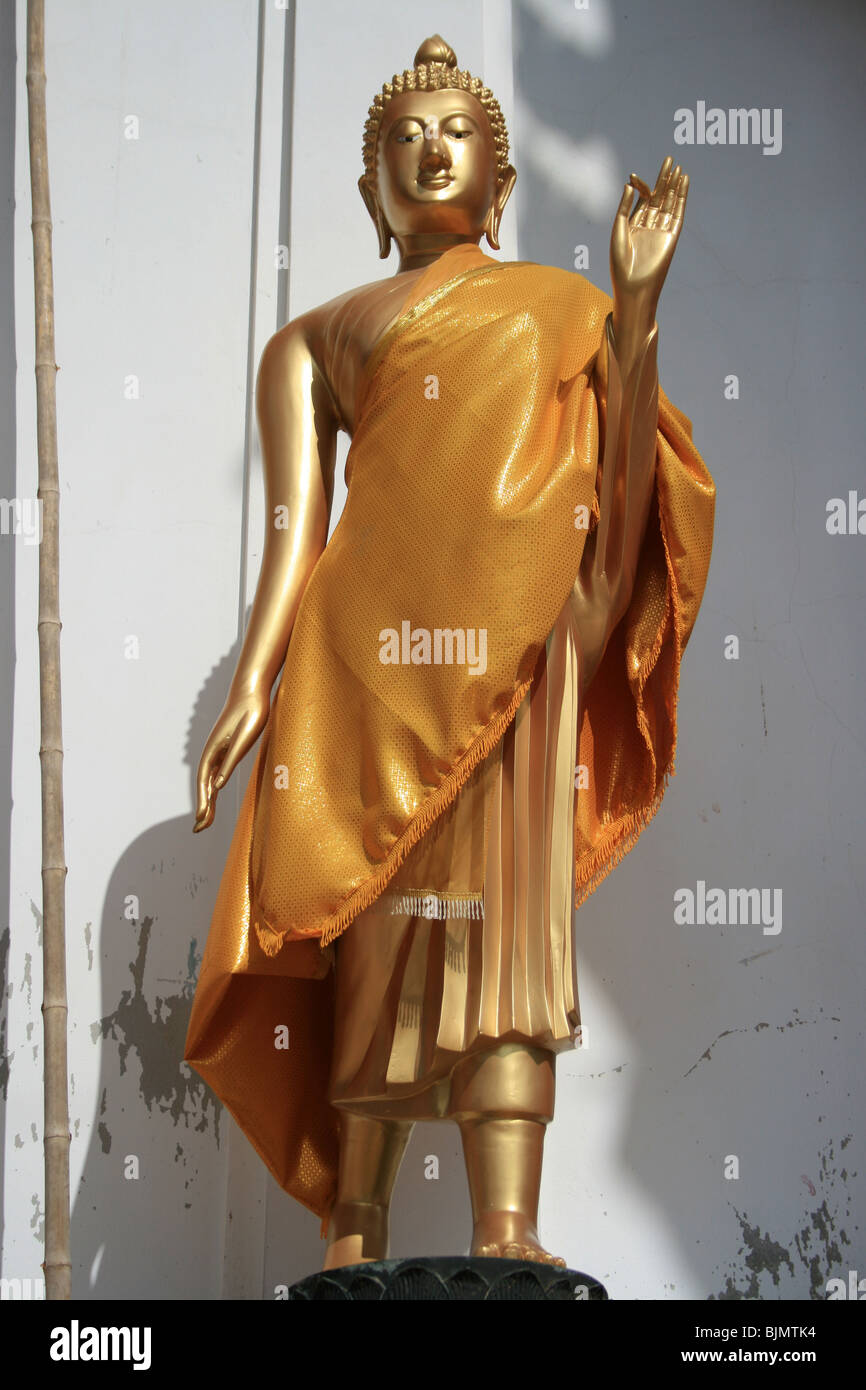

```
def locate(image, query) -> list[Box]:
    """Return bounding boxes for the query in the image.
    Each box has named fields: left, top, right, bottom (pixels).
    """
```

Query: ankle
left=326, top=1198, right=389, bottom=1252
left=473, top=1208, right=540, bottom=1242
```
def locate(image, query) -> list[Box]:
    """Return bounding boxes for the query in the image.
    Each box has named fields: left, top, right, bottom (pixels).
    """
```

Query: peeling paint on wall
left=30, top=1192, right=43, bottom=1244
left=29, top=900, right=42, bottom=946
left=685, top=1009, right=839, bottom=1078
left=92, top=915, right=220, bottom=1140
left=97, top=1087, right=111, bottom=1153
left=0, top=926, right=10, bottom=1100
left=712, top=1140, right=857, bottom=1299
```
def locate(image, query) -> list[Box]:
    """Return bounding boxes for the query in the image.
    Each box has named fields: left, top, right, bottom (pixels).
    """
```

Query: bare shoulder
left=260, top=269, right=421, bottom=375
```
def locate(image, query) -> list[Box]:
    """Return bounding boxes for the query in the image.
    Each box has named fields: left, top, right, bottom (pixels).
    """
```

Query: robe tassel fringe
left=253, top=673, right=535, bottom=956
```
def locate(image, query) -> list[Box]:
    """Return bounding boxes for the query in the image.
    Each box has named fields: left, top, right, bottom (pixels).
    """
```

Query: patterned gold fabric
left=185, top=244, right=715, bottom=1226
left=328, top=589, right=582, bottom=1120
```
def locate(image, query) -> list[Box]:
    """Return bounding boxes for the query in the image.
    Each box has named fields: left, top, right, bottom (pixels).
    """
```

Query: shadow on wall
left=69, top=637, right=242, bottom=1297
left=69, top=616, right=476, bottom=1297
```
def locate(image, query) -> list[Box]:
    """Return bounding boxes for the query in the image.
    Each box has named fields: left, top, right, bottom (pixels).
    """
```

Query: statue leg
left=448, top=1043, right=565, bottom=1267
left=322, top=1110, right=414, bottom=1270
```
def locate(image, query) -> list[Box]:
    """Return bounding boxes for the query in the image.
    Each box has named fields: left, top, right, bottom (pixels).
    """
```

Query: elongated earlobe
left=484, top=207, right=502, bottom=252
left=484, top=166, right=517, bottom=251
left=358, top=175, right=392, bottom=260
left=374, top=206, right=392, bottom=260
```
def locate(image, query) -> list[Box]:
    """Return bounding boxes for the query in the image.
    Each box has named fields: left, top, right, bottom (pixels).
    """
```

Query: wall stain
left=92, top=915, right=220, bottom=1141
left=97, top=1087, right=111, bottom=1152
left=30, top=1192, right=44, bottom=1244
left=188, top=873, right=206, bottom=900
left=29, top=899, right=43, bottom=946
left=712, top=1141, right=857, bottom=1299
left=84, top=922, right=93, bottom=972
left=685, top=1008, right=839, bottom=1078
left=737, top=947, right=781, bottom=967
left=0, top=926, right=10, bottom=1100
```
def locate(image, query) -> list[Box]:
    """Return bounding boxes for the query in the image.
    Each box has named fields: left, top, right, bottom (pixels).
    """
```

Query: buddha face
left=363, top=87, right=515, bottom=253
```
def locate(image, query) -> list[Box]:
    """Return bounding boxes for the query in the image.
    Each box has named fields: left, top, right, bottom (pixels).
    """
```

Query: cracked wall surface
left=2, top=0, right=865, bottom=1300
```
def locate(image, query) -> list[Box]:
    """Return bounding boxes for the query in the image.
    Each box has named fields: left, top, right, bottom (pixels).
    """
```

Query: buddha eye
left=395, top=132, right=421, bottom=144
left=446, top=128, right=472, bottom=140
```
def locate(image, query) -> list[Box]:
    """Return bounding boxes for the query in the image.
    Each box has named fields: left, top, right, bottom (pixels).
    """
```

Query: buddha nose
left=420, top=127, right=450, bottom=170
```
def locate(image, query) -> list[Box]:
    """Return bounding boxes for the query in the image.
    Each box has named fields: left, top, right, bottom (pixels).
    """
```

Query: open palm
left=610, top=155, right=688, bottom=310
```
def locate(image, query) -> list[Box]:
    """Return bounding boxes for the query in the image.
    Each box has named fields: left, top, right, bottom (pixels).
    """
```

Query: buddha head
left=359, top=34, right=517, bottom=262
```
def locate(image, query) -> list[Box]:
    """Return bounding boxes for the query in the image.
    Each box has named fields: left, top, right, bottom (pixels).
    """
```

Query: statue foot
left=473, top=1240, right=567, bottom=1268
left=470, top=1212, right=566, bottom=1268
left=322, top=1235, right=379, bottom=1271
left=322, top=1199, right=389, bottom=1271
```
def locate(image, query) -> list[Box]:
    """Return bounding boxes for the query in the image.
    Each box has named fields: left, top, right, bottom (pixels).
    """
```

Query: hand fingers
left=213, top=711, right=259, bottom=791
left=616, top=181, right=636, bottom=220
left=630, top=162, right=675, bottom=231
left=193, top=778, right=215, bottom=831
left=653, top=154, right=673, bottom=198
left=195, top=753, right=221, bottom=826
left=612, top=184, right=633, bottom=260
left=616, top=157, right=688, bottom=256
left=628, top=174, right=652, bottom=202
left=673, top=171, right=689, bottom=224
left=638, top=156, right=671, bottom=229
left=624, top=175, right=650, bottom=229
left=646, top=159, right=678, bottom=230
left=658, top=164, right=682, bottom=227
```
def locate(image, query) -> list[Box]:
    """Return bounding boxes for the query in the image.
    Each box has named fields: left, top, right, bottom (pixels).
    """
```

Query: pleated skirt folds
left=328, top=590, right=583, bottom=1119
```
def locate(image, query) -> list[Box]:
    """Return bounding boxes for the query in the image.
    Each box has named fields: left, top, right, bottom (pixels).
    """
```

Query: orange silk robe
left=184, top=244, right=715, bottom=1226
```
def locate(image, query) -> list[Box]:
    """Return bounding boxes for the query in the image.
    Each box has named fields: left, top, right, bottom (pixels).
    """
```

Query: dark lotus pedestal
left=289, top=1256, right=608, bottom=1301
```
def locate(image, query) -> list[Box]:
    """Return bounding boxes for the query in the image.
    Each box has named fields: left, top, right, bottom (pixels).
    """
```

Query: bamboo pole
left=26, top=0, right=71, bottom=1301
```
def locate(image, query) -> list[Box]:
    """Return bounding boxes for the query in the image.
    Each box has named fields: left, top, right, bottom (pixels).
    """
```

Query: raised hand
left=610, top=155, right=688, bottom=328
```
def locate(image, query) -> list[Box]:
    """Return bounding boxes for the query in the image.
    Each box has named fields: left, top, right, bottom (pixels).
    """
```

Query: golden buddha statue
left=185, top=34, right=715, bottom=1274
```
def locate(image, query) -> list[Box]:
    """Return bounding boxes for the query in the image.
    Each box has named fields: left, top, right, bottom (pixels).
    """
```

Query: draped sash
left=184, top=244, right=715, bottom=1222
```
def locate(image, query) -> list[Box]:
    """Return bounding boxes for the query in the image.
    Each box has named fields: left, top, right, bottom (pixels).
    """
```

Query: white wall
left=5, top=0, right=263, bottom=1299
left=2, top=0, right=863, bottom=1302
left=510, top=0, right=866, bottom=1302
